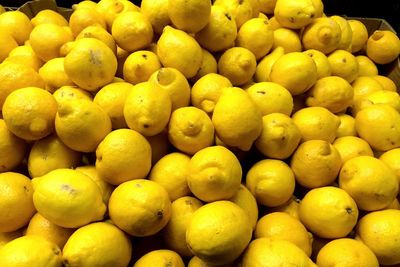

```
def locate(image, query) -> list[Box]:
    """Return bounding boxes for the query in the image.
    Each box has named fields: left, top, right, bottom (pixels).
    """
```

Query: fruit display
left=0, top=0, right=400, bottom=266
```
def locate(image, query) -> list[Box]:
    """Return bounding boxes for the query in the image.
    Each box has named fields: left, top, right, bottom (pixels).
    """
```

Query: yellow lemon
left=186, top=200, right=252, bottom=265
left=269, top=195, right=301, bottom=220
left=191, top=73, right=232, bottom=115
left=366, top=30, right=400, bottom=64
left=55, top=98, right=112, bottom=152
left=53, top=85, right=93, bottom=105
left=255, top=113, right=301, bottom=159
left=148, top=67, right=191, bottom=111
left=157, top=26, right=203, bottom=78
left=333, top=136, right=374, bottom=163
left=355, top=104, right=400, bottom=151
left=187, top=146, right=242, bottom=202
left=28, top=135, right=81, bottom=178
left=272, top=28, right=302, bottom=53
left=2, top=87, right=57, bottom=141
left=358, top=90, right=400, bottom=113
left=192, top=49, right=218, bottom=82
left=254, top=46, right=285, bottom=83
left=352, top=76, right=384, bottom=104
left=32, top=168, right=106, bottom=228
left=0, top=11, right=32, bottom=45
left=146, top=130, right=170, bottom=164
left=31, top=9, right=68, bottom=27
left=68, top=7, right=106, bottom=37
left=218, top=47, right=257, bottom=86
left=331, top=15, right=352, bottom=50
left=0, top=172, right=35, bottom=232
left=0, top=235, right=62, bottom=267
left=336, top=113, right=356, bottom=137
left=140, top=0, right=171, bottom=34
left=356, top=209, right=400, bottom=265
left=93, top=82, right=134, bottom=129
left=38, top=57, right=74, bottom=93
left=123, top=50, right=161, bottom=85
left=327, top=49, right=359, bottom=83
left=348, top=19, right=368, bottom=53
left=371, top=75, right=397, bottom=92
left=76, top=25, right=117, bottom=54
left=62, top=222, right=132, bottom=267
left=0, top=119, right=26, bottom=172
left=195, top=5, right=237, bottom=52
left=316, top=238, right=379, bottom=267
left=292, top=106, right=340, bottom=142
left=108, top=179, right=172, bottom=236
left=302, top=17, right=341, bottom=54
left=270, top=52, right=318, bottom=95
left=303, top=49, right=332, bottom=79
left=0, top=32, right=18, bottom=63
left=95, top=129, right=152, bottom=185
left=356, top=55, right=378, bottom=76
left=246, top=159, right=295, bottom=207
left=274, top=0, right=316, bottom=29
left=168, top=0, right=211, bottom=33
left=255, top=212, right=313, bottom=256
left=339, top=155, right=399, bottom=211
left=134, top=249, right=185, bottom=267
left=241, top=238, right=316, bottom=267
left=299, top=186, right=358, bottom=238
left=306, top=76, right=354, bottom=113
left=163, top=196, right=203, bottom=257
left=64, top=38, right=117, bottom=91
left=380, top=148, right=400, bottom=187
left=103, top=0, right=140, bottom=30
left=258, top=0, right=277, bottom=14
left=229, top=184, right=259, bottom=229
left=291, top=140, right=342, bottom=188
left=4, top=44, right=44, bottom=71
left=213, top=0, right=254, bottom=28
left=72, top=0, right=97, bottom=10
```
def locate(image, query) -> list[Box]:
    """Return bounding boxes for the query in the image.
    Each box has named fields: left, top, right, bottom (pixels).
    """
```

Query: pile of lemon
left=0, top=0, right=400, bottom=266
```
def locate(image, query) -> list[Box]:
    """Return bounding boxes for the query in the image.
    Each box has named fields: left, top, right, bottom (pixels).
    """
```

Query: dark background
left=1, top=0, right=399, bottom=33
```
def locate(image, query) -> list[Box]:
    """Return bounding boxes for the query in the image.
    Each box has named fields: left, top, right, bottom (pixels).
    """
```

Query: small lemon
left=0, top=172, right=35, bottom=232
left=372, top=75, right=397, bottom=92
left=306, top=76, right=354, bottom=113
left=108, top=179, right=172, bottom=236
left=246, top=159, right=295, bottom=207
left=134, top=249, right=185, bottom=267
left=274, top=0, right=316, bottom=29
left=380, top=148, right=400, bottom=186
left=38, top=57, right=74, bottom=93
left=255, top=113, right=301, bottom=159
left=0, top=32, right=18, bottom=63
left=4, top=44, right=44, bottom=71
left=303, top=49, right=332, bottom=79
left=269, top=195, right=301, bottom=220
left=327, top=50, right=359, bottom=83
left=352, top=76, right=384, bottom=104
left=0, top=119, right=26, bottom=172
left=316, top=238, right=379, bottom=267
left=168, top=0, right=211, bottom=33
left=366, top=30, right=400, bottom=64
left=76, top=25, right=117, bottom=54
left=358, top=90, right=400, bottom=113
left=336, top=113, right=356, bottom=137
left=55, top=98, right=112, bottom=152
left=272, top=28, right=302, bottom=53
left=218, top=47, right=257, bottom=86
left=32, top=168, right=106, bottom=228
left=148, top=67, right=191, bottom=111
left=333, top=136, right=374, bottom=163
left=31, top=9, right=68, bottom=27
left=28, top=135, right=81, bottom=178
left=68, top=7, right=106, bottom=37
left=212, top=87, right=262, bottom=151
left=72, top=0, right=97, bottom=10
left=0, top=11, right=33, bottom=45
left=163, top=196, right=203, bottom=257
left=331, top=15, right=353, bottom=50
left=140, top=0, right=171, bottom=34
left=299, top=186, right=358, bottom=238
left=356, top=55, right=378, bottom=76
left=192, top=49, right=218, bottom=81
left=186, top=201, right=252, bottom=265
left=195, top=5, right=237, bottom=52
left=302, top=17, right=341, bottom=54
left=292, top=106, right=340, bottom=142
left=53, top=85, right=93, bottom=105
left=62, top=222, right=132, bottom=267
left=213, top=0, right=255, bottom=28
left=291, top=140, right=342, bottom=188
left=258, top=0, right=277, bottom=14
left=348, top=19, right=368, bottom=53
left=123, top=50, right=161, bottom=85
left=339, top=155, right=399, bottom=211
left=103, top=0, right=140, bottom=30
left=254, top=46, right=285, bottom=82
left=229, top=184, right=259, bottom=229
left=146, top=130, right=170, bottom=164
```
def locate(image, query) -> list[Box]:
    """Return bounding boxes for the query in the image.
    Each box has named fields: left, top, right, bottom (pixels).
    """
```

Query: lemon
left=259, top=0, right=277, bottom=14
left=186, top=200, right=252, bottom=265
left=146, top=130, right=170, bottom=164
left=255, top=113, right=301, bottom=159
left=0, top=235, right=62, bottom=267
left=192, top=49, right=218, bottom=81
left=28, top=135, right=81, bottom=178
left=123, top=50, right=161, bottom=85
left=372, top=75, right=397, bottom=92
left=380, top=148, right=400, bottom=187
left=366, top=30, right=400, bottom=64
left=331, top=15, right=352, bottom=50
left=246, top=159, right=295, bottom=207
left=148, top=67, right=191, bottom=111
left=72, top=0, right=97, bottom=10
left=274, top=0, right=316, bottom=29
left=272, top=28, right=302, bottom=53
left=299, top=186, right=358, bottom=238
left=316, top=238, right=379, bottom=267
left=124, top=81, right=172, bottom=136
left=69, top=7, right=106, bottom=37
left=163, top=196, right=203, bottom=257
left=4, top=44, right=44, bottom=71
left=93, top=82, right=134, bottom=129
left=228, top=184, right=259, bottom=230
left=303, top=49, right=332, bottom=79
left=333, top=136, right=374, bottom=163
left=291, top=140, right=342, bottom=188
left=195, top=5, right=237, bottom=52
left=140, top=0, right=171, bottom=34
left=38, top=57, right=74, bottom=93
left=302, top=17, right=341, bottom=54
left=53, top=85, right=93, bottom=105
left=270, top=52, right=318, bottom=95
left=191, top=73, right=232, bottom=115
left=134, top=249, right=185, bottom=267
left=31, top=9, right=68, bottom=27
left=352, top=76, right=384, bottom=104
left=336, top=114, right=356, bottom=137
left=339, top=155, right=399, bottom=211
left=348, top=19, right=368, bottom=53
left=356, top=55, right=378, bottom=76
left=356, top=209, right=400, bottom=265
left=2, top=87, right=57, bottom=141
left=187, top=146, right=242, bottom=202
left=241, top=238, right=316, bottom=267
left=306, top=76, right=354, bottom=113
left=218, top=47, right=257, bottom=86
left=32, top=168, right=106, bottom=228
left=109, top=179, right=172, bottom=236
left=0, top=11, right=32, bottom=45
left=358, top=90, right=400, bottom=113
left=157, top=26, right=203, bottom=79
left=55, top=98, right=112, bottom=152
left=0, top=119, right=26, bottom=172
left=213, top=0, right=255, bottom=28
left=168, top=0, right=211, bottom=33
left=62, top=222, right=132, bottom=267
left=328, top=50, right=359, bottom=83
left=269, top=195, right=301, bottom=220
left=255, top=212, right=313, bottom=256
left=0, top=32, right=18, bottom=63
left=292, top=106, right=340, bottom=142
left=76, top=25, right=117, bottom=54
left=25, top=213, right=74, bottom=249
left=254, top=46, right=285, bottom=83
left=0, top=172, right=35, bottom=232
left=355, top=104, right=400, bottom=151
left=103, top=0, right=140, bottom=30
